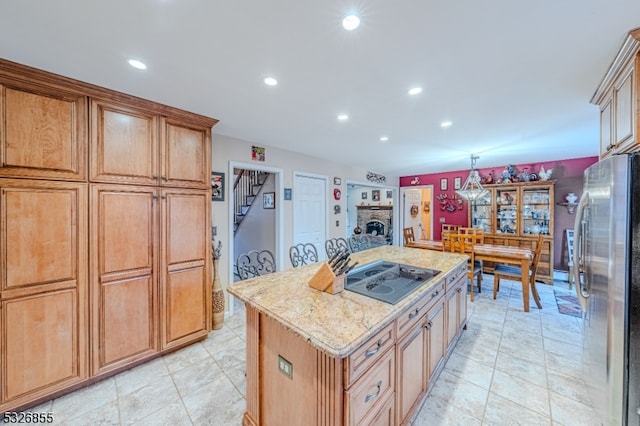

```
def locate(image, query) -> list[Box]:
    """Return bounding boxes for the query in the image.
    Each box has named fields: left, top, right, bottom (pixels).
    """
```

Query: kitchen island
left=228, top=245, right=468, bottom=426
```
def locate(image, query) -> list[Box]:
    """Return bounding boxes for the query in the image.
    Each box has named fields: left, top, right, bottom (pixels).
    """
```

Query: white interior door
left=403, top=189, right=423, bottom=241
left=293, top=174, right=327, bottom=261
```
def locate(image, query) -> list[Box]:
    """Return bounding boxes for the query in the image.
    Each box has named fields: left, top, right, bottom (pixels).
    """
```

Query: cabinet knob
left=162, top=175, right=168, bottom=181
left=408, top=308, right=420, bottom=319
left=152, top=175, right=158, bottom=180
left=424, top=320, right=433, bottom=330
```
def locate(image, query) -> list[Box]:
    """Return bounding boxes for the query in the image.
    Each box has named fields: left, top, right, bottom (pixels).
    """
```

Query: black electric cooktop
left=345, top=260, right=441, bottom=304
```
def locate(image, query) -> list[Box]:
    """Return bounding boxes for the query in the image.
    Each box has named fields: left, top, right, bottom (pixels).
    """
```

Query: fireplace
left=366, top=220, right=385, bottom=236
left=356, top=205, right=393, bottom=239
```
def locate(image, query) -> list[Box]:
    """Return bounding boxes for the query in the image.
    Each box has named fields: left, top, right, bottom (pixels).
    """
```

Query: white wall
left=211, top=133, right=400, bottom=311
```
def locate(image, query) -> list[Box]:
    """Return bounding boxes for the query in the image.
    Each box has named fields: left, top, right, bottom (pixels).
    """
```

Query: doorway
left=227, top=161, right=283, bottom=315
left=293, top=172, right=328, bottom=262
left=401, top=186, right=433, bottom=242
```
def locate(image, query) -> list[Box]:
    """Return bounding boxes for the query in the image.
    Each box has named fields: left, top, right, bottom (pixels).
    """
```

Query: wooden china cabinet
left=468, top=181, right=555, bottom=283
left=0, top=58, right=217, bottom=411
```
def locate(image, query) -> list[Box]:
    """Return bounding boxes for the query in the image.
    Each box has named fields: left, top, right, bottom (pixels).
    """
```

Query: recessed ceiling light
left=337, top=114, right=349, bottom=121
left=408, top=87, right=422, bottom=95
left=441, top=121, right=453, bottom=128
left=127, top=59, right=147, bottom=70
left=380, top=136, right=389, bottom=142
left=342, top=15, right=360, bottom=31
left=264, top=77, right=278, bottom=86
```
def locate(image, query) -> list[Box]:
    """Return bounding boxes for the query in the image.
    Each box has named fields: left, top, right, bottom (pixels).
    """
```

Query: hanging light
left=456, top=154, right=489, bottom=201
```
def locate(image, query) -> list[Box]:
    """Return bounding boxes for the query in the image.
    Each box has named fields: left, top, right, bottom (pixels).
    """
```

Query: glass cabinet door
left=470, top=190, right=493, bottom=232
left=521, top=186, right=552, bottom=236
left=495, top=187, right=518, bottom=235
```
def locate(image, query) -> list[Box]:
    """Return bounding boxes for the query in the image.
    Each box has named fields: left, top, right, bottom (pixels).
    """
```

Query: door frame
left=293, top=171, right=329, bottom=261
left=346, top=179, right=399, bottom=246
left=227, top=161, right=284, bottom=315
left=400, top=185, right=434, bottom=242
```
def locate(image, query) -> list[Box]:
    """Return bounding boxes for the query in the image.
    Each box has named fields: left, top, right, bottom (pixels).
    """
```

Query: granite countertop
left=227, top=245, right=467, bottom=358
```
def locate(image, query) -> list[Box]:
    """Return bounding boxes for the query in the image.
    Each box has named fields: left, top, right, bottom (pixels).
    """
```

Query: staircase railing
left=233, top=169, right=268, bottom=232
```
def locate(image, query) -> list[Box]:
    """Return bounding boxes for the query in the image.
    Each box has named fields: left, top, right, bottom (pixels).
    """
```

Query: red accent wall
left=400, top=156, right=599, bottom=271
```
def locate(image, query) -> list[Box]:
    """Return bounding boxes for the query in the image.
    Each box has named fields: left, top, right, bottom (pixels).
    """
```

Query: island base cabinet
left=239, top=257, right=468, bottom=426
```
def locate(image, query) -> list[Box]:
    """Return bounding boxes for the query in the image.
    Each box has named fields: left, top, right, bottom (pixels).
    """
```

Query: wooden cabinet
left=396, top=315, right=427, bottom=424
left=90, top=98, right=211, bottom=189
left=0, top=78, right=87, bottom=181
left=160, top=188, right=211, bottom=349
left=592, top=28, right=640, bottom=157
left=446, top=272, right=468, bottom=354
left=469, top=181, right=555, bottom=283
left=0, top=58, right=217, bottom=412
left=90, top=184, right=159, bottom=375
left=0, top=179, right=87, bottom=411
left=395, top=283, right=446, bottom=425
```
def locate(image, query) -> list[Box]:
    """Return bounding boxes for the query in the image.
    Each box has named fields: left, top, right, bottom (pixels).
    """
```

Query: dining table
left=406, top=239, right=538, bottom=312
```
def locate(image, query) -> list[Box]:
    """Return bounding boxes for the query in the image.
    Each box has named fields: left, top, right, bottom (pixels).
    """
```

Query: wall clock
left=333, top=189, right=341, bottom=200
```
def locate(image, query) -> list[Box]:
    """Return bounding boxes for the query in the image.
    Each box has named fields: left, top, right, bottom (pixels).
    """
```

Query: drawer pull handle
left=364, top=381, right=383, bottom=403
left=365, top=339, right=384, bottom=357
left=431, top=290, right=440, bottom=299
left=408, top=308, right=420, bottom=319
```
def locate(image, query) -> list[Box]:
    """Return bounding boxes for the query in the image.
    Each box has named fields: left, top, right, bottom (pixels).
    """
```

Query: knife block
left=308, top=262, right=345, bottom=294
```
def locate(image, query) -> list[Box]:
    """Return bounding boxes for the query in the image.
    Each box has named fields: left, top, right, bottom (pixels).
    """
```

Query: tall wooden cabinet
left=592, top=28, right=640, bottom=157
left=469, top=181, right=555, bottom=283
left=0, top=58, right=217, bottom=411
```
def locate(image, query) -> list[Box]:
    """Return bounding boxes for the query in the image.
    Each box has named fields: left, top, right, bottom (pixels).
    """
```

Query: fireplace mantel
left=356, top=205, right=393, bottom=210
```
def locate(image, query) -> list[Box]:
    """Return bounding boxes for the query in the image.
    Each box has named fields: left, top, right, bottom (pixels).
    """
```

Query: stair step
left=246, top=195, right=255, bottom=204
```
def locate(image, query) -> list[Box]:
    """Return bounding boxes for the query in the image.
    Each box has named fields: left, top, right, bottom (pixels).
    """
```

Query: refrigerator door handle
left=572, top=191, right=589, bottom=311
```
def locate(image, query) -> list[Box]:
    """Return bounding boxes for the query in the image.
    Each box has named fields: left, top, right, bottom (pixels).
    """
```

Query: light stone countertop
left=227, top=245, right=467, bottom=358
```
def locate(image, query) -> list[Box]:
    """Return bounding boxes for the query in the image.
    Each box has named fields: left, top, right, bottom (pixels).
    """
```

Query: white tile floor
left=28, top=276, right=597, bottom=425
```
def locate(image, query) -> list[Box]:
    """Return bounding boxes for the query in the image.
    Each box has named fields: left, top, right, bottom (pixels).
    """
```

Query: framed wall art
left=372, top=189, right=380, bottom=201
left=440, top=178, right=448, bottom=191
left=211, top=172, right=225, bottom=201
left=284, top=188, right=292, bottom=200
left=263, top=192, right=275, bottom=209
left=454, top=176, right=462, bottom=190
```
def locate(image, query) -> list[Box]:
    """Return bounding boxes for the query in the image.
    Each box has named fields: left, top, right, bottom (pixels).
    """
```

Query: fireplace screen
left=366, top=220, right=385, bottom=236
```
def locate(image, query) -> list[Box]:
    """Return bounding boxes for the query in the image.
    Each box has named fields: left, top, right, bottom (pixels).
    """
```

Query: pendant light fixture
left=456, top=154, right=489, bottom=201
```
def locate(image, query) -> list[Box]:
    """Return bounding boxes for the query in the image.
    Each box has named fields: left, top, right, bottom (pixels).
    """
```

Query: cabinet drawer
left=345, top=349, right=395, bottom=426
left=444, top=264, right=467, bottom=292
left=345, top=322, right=395, bottom=386
left=396, top=280, right=444, bottom=339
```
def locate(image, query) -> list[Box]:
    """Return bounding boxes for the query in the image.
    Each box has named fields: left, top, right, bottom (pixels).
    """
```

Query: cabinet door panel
left=600, top=95, right=613, bottom=154
left=160, top=118, right=210, bottom=188
left=100, top=276, right=154, bottom=367
left=1, top=181, right=86, bottom=292
left=446, top=290, right=457, bottom=348
left=396, top=323, right=426, bottom=423
left=2, top=289, right=84, bottom=402
left=427, top=300, right=445, bottom=385
left=90, top=100, right=158, bottom=185
left=90, top=184, right=158, bottom=374
left=161, top=189, right=210, bottom=348
left=163, top=266, right=207, bottom=346
left=614, top=66, right=634, bottom=147
left=0, top=83, right=86, bottom=180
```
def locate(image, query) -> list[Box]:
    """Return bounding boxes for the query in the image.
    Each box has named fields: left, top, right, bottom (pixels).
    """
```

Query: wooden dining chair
left=441, top=224, right=459, bottom=235
left=458, top=227, right=485, bottom=243
left=451, top=233, right=483, bottom=302
left=289, top=243, right=319, bottom=268
left=492, top=234, right=544, bottom=311
left=403, top=227, right=415, bottom=246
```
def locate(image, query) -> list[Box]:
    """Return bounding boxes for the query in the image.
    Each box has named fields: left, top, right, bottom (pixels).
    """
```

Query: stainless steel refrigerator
left=573, top=153, right=640, bottom=425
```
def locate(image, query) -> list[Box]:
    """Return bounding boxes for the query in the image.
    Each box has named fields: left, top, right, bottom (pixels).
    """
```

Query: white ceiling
left=1, top=1, right=639, bottom=176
